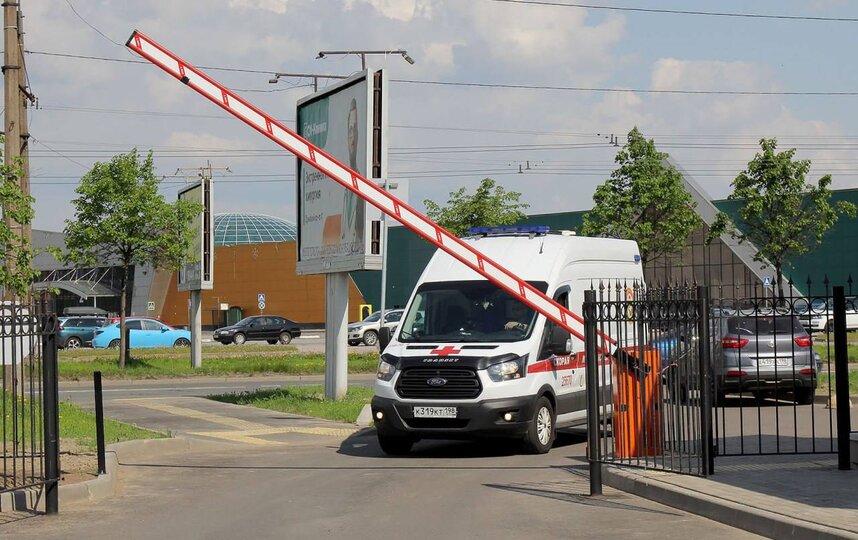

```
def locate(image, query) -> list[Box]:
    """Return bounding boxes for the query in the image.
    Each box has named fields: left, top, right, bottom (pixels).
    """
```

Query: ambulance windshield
left=397, top=280, right=548, bottom=343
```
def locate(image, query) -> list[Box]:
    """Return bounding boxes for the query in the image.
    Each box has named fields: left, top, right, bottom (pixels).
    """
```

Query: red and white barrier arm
left=126, top=30, right=616, bottom=347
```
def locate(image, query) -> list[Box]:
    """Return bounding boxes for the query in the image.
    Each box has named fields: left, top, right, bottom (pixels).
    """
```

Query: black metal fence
left=584, top=279, right=853, bottom=483
left=584, top=283, right=713, bottom=477
left=1, top=294, right=59, bottom=513
left=709, top=282, right=849, bottom=457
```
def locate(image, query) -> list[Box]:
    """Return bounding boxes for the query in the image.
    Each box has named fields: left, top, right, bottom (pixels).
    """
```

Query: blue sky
left=21, top=0, right=858, bottom=231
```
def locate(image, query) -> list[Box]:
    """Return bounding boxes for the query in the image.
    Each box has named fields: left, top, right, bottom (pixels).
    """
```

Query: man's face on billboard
left=348, top=105, right=358, bottom=164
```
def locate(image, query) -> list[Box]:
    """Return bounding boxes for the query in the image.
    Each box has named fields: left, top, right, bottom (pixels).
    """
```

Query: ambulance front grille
left=396, top=367, right=482, bottom=399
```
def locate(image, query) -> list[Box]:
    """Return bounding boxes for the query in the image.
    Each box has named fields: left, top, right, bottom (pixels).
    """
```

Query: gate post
left=42, top=313, right=60, bottom=514
left=696, top=286, right=714, bottom=476
left=584, top=289, right=602, bottom=495
left=833, top=286, right=852, bottom=470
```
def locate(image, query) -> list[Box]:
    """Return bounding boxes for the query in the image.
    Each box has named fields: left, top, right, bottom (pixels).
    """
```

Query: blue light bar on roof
left=466, top=225, right=550, bottom=236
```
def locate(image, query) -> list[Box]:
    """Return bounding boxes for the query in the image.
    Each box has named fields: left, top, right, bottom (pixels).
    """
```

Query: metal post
left=584, top=289, right=602, bottom=496
left=696, top=286, right=714, bottom=476
left=190, top=289, right=202, bottom=368
left=379, top=180, right=389, bottom=330
left=325, top=273, right=348, bottom=400
left=833, top=286, right=852, bottom=470
left=42, top=314, right=60, bottom=514
left=124, top=326, right=131, bottom=362
left=94, top=371, right=106, bottom=475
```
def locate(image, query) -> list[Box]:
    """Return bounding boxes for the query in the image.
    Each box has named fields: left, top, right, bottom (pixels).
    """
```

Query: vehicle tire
left=232, top=332, right=246, bottom=345
left=65, top=336, right=82, bottom=349
left=174, top=338, right=191, bottom=348
left=377, top=434, right=415, bottom=455
left=348, top=340, right=359, bottom=346
left=267, top=339, right=277, bottom=345
left=363, top=330, right=378, bottom=347
left=108, top=339, right=120, bottom=349
left=794, top=387, right=815, bottom=405
left=278, top=332, right=292, bottom=345
left=751, top=390, right=766, bottom=404
left=522, top=396, right=555, bottom=454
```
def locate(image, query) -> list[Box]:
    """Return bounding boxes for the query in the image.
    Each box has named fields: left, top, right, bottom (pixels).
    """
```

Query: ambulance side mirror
left=378, top=326, right=392, bottom=351
left=550, top=326, right=572, bottom=355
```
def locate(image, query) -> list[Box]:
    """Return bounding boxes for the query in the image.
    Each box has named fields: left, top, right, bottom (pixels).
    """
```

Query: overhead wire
left=486, top=0, right=858, bottom=22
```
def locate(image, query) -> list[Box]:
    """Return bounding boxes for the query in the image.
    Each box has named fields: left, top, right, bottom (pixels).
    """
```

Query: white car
left=801, top=297, right=858, bottom=332
left=348, top=309, right=404, bottom=346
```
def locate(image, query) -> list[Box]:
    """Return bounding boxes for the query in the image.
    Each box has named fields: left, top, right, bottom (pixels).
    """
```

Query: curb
left=1, top=437, right=235, bottom=512
left=601, top=465, right=858, bottom=540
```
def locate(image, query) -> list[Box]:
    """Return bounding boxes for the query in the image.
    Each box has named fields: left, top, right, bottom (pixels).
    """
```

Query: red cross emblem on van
left=430, top=346, right=461, bottom=356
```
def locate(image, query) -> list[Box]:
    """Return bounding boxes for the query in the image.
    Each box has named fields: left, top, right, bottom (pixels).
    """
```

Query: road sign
left=147, top=301, right=155, bottom=311
left=258, top=293, right=266, bottom=304
left=258, top=301, right=266, bottom=311
left=763, top=276, right=772, bottom=288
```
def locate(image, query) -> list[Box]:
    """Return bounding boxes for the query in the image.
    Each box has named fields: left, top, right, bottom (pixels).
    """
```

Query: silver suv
left=347, top=309, right=404, bottom=346
left=715, top=315, right=817, bottom=404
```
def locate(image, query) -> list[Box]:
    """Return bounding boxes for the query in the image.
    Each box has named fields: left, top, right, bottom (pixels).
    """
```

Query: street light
left=316, top=49, right=415, bottom=70
left=268, top=72, right=350, bottom=92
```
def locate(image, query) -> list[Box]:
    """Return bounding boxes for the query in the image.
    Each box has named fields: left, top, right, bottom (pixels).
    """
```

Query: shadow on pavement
left=336, top=427, right=587, bottom=459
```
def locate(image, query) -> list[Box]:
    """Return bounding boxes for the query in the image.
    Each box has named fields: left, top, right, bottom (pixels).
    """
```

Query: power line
left=62, top=0, right=124, bottom=47
left=23, top=49, right=858, bottom=97
left=391, top=78, right=858, bottom=97
left=487, top=0, right=858, bottom=22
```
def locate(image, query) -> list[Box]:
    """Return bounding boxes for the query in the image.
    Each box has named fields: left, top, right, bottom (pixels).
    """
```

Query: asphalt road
left=2, top=425, right=759, bottom=540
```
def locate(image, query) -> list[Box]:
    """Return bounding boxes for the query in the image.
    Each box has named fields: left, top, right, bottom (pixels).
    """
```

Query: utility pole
left=3, top=1, right=34, bottom=283
left=174, top=161, right=227, bottom=369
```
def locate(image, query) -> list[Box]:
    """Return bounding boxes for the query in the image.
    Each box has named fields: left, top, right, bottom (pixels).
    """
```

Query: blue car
left=92, top=318, right=191, bottom=349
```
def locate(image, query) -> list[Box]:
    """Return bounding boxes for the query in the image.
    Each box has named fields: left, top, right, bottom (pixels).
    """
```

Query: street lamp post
left=316, top=49, right=414, bottom=70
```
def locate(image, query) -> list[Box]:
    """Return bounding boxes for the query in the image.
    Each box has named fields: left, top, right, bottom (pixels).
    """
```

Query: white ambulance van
left=371, top=226, right=644, bottom=455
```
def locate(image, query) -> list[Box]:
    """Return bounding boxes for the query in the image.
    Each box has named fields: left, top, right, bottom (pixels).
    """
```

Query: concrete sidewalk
left=603, top=454, right=858, bottom=539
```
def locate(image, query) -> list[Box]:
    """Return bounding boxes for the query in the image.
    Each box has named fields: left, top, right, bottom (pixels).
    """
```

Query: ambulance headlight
left=487, top=355, right=527, bottom=382
left=376, top=355, right=399, bottom=381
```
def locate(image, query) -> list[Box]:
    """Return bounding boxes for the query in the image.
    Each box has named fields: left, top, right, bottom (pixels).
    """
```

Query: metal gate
left=584, top=283, right=714, bottom=477
left=1, top=294, right=60, bottom=513
left=585, top=281, right=853, bottom=480
left=710, top=282, right=851, bottom=460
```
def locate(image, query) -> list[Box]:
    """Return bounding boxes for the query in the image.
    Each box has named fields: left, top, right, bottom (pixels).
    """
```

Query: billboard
left=296, top=70, right=385, bottom=274
left=178, top=178, right=213, bottom=291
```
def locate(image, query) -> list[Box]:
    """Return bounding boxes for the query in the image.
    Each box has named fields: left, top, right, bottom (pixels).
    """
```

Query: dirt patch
left=58, top=439, right=98, bottom=485
left=2, top=439, right=99, bottom=489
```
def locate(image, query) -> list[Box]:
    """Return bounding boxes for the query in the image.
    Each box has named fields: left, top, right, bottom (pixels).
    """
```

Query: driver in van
left=504, top=301, right=530, bottom=332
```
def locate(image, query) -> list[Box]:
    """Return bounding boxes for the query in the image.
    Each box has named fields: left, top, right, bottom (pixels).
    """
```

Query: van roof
left=420, top=234, right=641, bottom=284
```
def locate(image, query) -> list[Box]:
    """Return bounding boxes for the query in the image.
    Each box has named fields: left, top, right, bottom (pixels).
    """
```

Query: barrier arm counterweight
left=125, top=30, right=617, bottom=349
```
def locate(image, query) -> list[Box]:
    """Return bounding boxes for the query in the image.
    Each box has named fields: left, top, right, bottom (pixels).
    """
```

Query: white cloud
left=422, top=41, right=461, bottom=70
left=228, top=0, right=290, bottom=15
left=344, top=0, right=431, bottom=22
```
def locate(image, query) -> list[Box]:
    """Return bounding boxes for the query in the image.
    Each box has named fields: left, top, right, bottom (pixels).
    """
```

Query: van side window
left=538, top=291, right=569, bottom=360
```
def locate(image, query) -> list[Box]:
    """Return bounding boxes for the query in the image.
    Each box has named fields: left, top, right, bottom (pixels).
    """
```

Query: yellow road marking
left=116, top=398, right=357, bottom=445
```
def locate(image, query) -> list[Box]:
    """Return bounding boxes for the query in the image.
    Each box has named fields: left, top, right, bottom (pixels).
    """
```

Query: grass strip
left=818, top=370, right=858, bottom=396
left=812, top=342, right=858, bottom=363
left=209, top=385, right=375, bottom=424
left=3, top=391, right=166, bottom=448
left=59, top=352, right=379, bottom=380
left=59, top=400, right=167, bottom=448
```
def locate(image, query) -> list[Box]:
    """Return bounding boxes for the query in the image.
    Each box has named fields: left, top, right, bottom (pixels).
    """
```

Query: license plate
left=758, top=358, right=791, bottom=367
left=413, top=406, right=457, bottom=418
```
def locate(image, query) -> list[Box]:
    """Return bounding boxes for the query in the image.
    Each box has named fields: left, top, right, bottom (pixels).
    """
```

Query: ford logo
left=427, top=377, right=448, bottom=387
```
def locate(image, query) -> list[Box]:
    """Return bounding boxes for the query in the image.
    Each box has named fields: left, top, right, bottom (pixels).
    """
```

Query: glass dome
left=213, top=213, right=298, bottom=246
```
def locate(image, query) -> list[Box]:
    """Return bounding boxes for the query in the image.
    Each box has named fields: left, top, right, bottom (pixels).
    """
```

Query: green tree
left=424, top=178, right=529, bottom=236
left=710, top=138, right=856, bottom=298
left=581, top=127, right=701, bottom=267
left=0, top=136, right=37, bottom=296
left=59, top=150, right=202, bottom=367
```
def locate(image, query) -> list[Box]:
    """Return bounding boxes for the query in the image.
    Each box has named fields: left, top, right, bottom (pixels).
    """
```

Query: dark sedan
left=213, top=315, right=302, bottom=345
